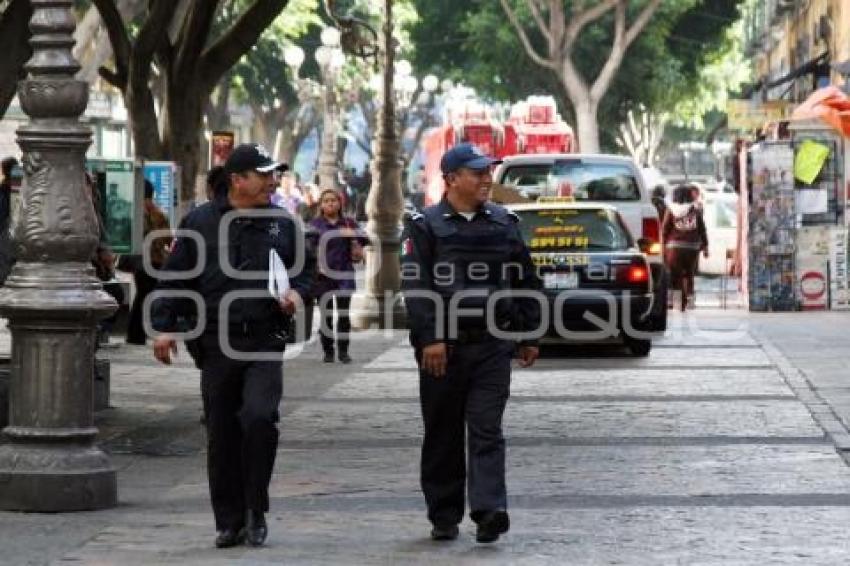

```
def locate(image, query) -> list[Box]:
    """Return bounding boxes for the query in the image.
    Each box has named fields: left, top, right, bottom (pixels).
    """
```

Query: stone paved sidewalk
left=2, top=309, right=850, bottom=564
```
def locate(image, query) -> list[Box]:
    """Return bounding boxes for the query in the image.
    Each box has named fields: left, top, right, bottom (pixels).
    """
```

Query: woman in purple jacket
left=310, top=189, right=368, bottom=363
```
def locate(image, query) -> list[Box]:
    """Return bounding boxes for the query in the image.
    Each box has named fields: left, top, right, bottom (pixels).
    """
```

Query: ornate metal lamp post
left=315, top=27, right=346, bottom=191
left=349, top=0, right=407, bottom=329
left=0, top=0, right=117, bottom=511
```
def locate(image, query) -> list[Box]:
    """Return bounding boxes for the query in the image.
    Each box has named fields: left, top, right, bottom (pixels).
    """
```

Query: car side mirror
left=637, top=238, right=652, bottom=254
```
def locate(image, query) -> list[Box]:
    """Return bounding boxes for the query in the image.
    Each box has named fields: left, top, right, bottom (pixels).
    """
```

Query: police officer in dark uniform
left=151, top=144, right=314, bottom=549
left=401, top=143, right=542, bottom=543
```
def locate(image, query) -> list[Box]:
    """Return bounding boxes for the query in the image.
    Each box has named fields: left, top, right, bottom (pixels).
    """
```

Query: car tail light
left=642, top=216, right=660, bottom=242
left=641, top=217, right=661, bottom=254
left=627, top=265, right=649, bottom=284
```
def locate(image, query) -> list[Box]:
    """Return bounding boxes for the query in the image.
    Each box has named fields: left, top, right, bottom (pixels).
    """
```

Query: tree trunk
left=0, top=0, right=32, bottom=119
left=252, top=108, right=274, bottom=151
left=279, top=107, right=319, bottom=165
left=206, top=73, right=232, bottom=132
left=163, top=78, right=207, bottom=206
left=76, top=0, right=147, bottom=83
left=573, top=97, right=600, bottom=154
left=125, top=88, right=165, bottom=161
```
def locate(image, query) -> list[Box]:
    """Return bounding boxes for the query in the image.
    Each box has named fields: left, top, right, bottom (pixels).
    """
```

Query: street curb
left=752, top=327, right=850, bottom=461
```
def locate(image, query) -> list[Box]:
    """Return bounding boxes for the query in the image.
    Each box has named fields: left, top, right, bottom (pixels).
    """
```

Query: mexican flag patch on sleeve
left=402, top=237, right=413, bottom=256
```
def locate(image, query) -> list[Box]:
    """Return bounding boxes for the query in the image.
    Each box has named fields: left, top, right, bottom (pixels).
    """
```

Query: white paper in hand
left=268, top=249, right=290, bottom=298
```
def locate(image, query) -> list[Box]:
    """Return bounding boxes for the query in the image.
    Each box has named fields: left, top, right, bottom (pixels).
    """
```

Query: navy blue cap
left=224, top=143, right=288, bottom=175
left=440, top=143, right=502, bottom=175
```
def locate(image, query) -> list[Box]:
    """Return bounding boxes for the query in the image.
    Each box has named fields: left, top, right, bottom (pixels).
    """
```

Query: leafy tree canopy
left=409, top=0, right=744, bottom=149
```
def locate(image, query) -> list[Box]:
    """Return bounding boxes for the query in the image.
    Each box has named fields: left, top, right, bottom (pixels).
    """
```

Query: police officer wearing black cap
left=401, top=142, right=542, bottom=543
left=151, top=143, right=314, bottom=548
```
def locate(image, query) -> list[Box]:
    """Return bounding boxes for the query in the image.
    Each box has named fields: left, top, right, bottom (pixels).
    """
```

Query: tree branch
left=174, top=0, right=219, bottom=80
left=200, top=0, right=290, bottom=92
left=523, top=0, right=550, bottom=45
left=624, top=0, right=662, bottom=48
left=590, top=0, right=626, bottom=102
left=91, top=0, right=132, bottom=89
left=0, top=0, right=31, bottom=118
left=133, top=0, right=173, bottom=76
left=98, top=66, right=123, bottom=88
left=499, top=0, right=556, bottom=70
left=72, top=6, right=103, bottom=64
left=563, top=0, right=617, bottom=52
left=549, top=0, right=564, bottom=59
left=590, top=0, right=661, bottom=102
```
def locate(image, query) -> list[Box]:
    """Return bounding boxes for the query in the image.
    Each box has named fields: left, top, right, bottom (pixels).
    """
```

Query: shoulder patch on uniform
left=409, top=211, right=425, bottom=221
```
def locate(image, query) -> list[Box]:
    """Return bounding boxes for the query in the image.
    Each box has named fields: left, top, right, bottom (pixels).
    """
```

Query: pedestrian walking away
left=124, top=180, right=171, bottom=345
left=401, top=142, right=542, bottom=544
left=309, top=188, right=368, bottom=364
left=662, top=184, right=708, bottom=311
left=151, top=143, right=314, bottom=549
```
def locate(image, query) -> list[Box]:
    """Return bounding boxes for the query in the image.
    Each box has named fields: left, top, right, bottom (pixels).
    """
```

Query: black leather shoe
left=338, top=352, right=352, bottom=364
left=215, top=527, right=245, bottom=548
left=323, top=352, right=334, bottom=363
left=245, top=510, right=268, bottom=547
left=475, top=510, right=509, bottom=543
left=430, top=523, right=459, bottom=541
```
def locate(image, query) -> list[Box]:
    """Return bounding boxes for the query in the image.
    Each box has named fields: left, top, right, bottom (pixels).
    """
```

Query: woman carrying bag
left=309, top=189, right=368, bottom=363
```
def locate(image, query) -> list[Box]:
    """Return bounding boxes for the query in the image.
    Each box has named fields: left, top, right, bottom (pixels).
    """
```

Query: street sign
left=86, top=158, right=140, bottom=254
left=727, top=100, right=792, bottom=131
left=211, top=131, right=235, bottom=167
left=143, top=161, right=179, bottom=229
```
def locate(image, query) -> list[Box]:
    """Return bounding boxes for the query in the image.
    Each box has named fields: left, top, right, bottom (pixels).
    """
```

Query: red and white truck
left=420, top=95, right=573, bottom=206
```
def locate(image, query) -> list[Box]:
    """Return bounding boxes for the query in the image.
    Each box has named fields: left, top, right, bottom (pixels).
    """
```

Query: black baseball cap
left=440, top=143, right=502, bottom=175
left=224, top=143, right=289, bottom=175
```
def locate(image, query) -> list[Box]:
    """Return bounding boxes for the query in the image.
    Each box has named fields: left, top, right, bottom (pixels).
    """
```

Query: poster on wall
left=796, top=226, right=829, bottom=310
left=143, top=161, right=179, bottom=228
left=86, top=158, right=137, bottom=254
left=829, top=227, right=850, bottom=310
left=211, top=131, right=235, bottom=167
left=749, top=143, right=797, bottom=311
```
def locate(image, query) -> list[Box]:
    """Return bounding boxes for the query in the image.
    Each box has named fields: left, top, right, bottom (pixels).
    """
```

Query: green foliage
left=230, top=0, right=322, bottom=109
left=409, top=0, right=745, bottom=148
left=229, top=0, right=418, bottom=112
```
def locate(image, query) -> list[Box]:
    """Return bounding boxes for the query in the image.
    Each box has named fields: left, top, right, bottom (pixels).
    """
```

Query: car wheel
left=649, top=269, right=669, bottom=332
left=625, top=336, right=652, bottom=357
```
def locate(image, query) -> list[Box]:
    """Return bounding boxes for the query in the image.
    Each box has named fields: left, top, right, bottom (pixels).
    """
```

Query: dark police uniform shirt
left=401, top=198, right=542, bottom=347
left=151, top=194, right=314, bottom=334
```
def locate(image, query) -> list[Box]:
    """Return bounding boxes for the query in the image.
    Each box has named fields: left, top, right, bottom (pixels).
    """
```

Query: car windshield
left=500, top=160, right=641, bottom=201
left=514, top=208, right=633, bottom=252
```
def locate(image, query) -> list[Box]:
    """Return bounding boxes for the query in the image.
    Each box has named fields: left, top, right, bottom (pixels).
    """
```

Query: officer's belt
left=218, top=319, right=284, bottom=337
left=451, top=327, right=496, bottom=344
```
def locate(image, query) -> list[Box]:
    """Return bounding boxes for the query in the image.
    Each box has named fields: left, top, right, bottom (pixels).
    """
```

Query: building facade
left=744, top=0, right=850, bottom=103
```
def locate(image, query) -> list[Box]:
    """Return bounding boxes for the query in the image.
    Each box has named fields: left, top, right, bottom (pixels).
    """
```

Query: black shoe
left=430, top=523, right=459, bottom=541
left=475, top=510, right=509, bottom=543
left=245, top=510, right=268, bottom=547
left=323, top=352, right=334, bottom=363
left=215, top=527, right=245, bottom=548
left=338, top=352, right=352, bottom=364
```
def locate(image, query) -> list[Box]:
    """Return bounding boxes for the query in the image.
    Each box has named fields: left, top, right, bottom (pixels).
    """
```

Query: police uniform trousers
left=199, top=331, right=283, bottom=531
left=418, top=337, right=513, bottom=526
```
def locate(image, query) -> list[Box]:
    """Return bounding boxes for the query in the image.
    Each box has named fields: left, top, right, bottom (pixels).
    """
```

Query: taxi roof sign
left=536, top=196, right=575, bottom=203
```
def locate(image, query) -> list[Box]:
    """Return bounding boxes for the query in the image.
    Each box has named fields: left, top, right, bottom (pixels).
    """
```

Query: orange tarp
left=790, top=86, right=850, bottom=137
